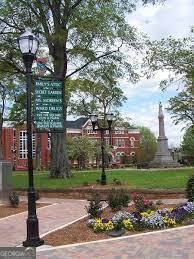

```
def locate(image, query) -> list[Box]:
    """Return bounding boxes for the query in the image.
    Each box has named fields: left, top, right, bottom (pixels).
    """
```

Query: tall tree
left=167, top=86, right=194, bottom=128
left=137, top=126, right=157, bottom=162
left=69, top=79, right=127, bottom=117
left=0, top=74, right=20, bottom=159
left=67, top=135, right=96, bottom=170
left=181, top=126, right=194, bottom=156
left=143, top=36, right=193, bottom=89
left=0, top=0, right=165, bottom=177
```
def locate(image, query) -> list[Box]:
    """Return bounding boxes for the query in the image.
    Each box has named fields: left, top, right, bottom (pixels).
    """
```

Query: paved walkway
left=0, top=198, right=88, bottom=247
left=37, top=224, right=194, bottom=259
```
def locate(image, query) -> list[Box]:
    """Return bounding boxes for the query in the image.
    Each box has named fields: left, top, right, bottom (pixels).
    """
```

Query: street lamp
left=17, top=28, right=44, bottom=247
left=90, top=113, right=114, bottom=185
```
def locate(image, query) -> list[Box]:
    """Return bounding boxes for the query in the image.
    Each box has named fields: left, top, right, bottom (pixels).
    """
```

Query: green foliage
left=185, top=175, right=194, bottom=202
left=113, top=178, right=122, bottom=185
left=121, top=155, right=131, bottom=164
left=167, top=87, right=194, bottom=128
left=143, top=36, right=193, bottom=89
left=86, top=193, right=102, bottom=218
left=69, top=79, right=127, bottom=117
left=107, top=188, right=130, bottom=211
left=181, top=127, right=194, bottom=156
left=9, top=192, right=19, bottom=208
left=138, top=126, right=157, bottom=162
left=132, top=193, right=156, bottom=212
left=67, top=136, right=96, bottom=170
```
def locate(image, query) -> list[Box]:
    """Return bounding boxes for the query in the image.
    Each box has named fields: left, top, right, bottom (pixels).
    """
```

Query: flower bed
left=43, top=202, right=194, bottom=247
left=87, top=201, right=194, bottom=234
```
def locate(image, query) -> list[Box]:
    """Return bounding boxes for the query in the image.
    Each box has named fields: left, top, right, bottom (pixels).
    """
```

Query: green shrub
left=113, top=178, right=122, bottom=185
left=132, top=193, right=156, bottom=212
left=9, top=192, right=19, bottom=208
left=85, top=193, right=102, bottom=218
left=107, top=188, right=130, bottom=211
left=186, top=175, right=194, bottom=202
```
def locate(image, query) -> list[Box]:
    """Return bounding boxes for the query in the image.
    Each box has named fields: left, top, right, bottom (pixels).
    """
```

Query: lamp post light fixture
left=17, top=28, right=44, bottom=247
left=90, top=113, right=114, bottom=185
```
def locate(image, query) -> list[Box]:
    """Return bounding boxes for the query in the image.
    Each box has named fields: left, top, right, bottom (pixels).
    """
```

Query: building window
left=19, top=131, right=35, bottom=159
left=115, top=138, right=125, bottom=147
left=105, top=138, right=110, bottom=146
left=116, top=152, right=125, bottom=157
left=86, top=128, right=97, bottom=134
left=130, top=151, right=136, bottom=156
left=130, top=137, right=135, bottom=148
left=48, top=136, right=51, bottom=149
left=115, top=130, right=125, bottom=134
left=116, top=152, right=121, bottom=157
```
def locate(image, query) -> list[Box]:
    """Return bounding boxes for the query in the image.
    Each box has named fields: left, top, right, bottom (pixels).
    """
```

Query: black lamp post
left=90, top=113, right=114, bottom=185
left=17, top=29, right=44, bottom=247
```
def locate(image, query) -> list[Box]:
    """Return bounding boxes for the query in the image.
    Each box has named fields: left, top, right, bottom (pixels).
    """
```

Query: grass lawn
left=13, top=168, right=194, bottom=189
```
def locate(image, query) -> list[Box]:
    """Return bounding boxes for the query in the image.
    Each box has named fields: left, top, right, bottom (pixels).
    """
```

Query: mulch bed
left=0, top=202, right=49, bottom=219
left=44, top=203, right=184, bottom=247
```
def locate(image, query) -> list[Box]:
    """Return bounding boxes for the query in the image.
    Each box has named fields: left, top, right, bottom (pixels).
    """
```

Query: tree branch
left=66, top=49, right=121, bottom=78
left=71, top=0, right=84, bottom=10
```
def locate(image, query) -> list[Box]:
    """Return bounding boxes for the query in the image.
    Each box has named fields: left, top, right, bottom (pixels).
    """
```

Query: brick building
left=2, top=118, right=140, bottom=170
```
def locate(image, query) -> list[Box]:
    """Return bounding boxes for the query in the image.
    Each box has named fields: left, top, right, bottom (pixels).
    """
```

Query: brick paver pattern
left=0, top=198, right=88, bottom=247
left=37, top=225, right=194, bottom=259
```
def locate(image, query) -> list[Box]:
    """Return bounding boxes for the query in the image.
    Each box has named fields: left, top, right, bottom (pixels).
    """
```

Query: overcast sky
left=120, top=0, right=194, bottom=146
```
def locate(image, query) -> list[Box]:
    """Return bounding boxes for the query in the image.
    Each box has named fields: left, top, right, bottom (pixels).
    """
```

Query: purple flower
left=102, top=218, right=109, bottom=223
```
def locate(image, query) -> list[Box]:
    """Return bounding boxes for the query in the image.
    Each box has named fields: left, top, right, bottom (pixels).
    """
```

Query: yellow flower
left=123, top=219, right=133, bottom=230
left=104, top=221, right=114, bottom=231
left=141, top=212, right=150, bottom=217
left=163, top=216, right=176, bottom=227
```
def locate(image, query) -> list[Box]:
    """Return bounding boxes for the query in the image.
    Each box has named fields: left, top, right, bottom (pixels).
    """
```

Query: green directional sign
left=34, top=80, right=64, bottom=131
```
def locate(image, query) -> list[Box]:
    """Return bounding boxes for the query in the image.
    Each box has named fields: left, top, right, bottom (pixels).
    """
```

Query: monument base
left=149, top=153, right=181, bottom=168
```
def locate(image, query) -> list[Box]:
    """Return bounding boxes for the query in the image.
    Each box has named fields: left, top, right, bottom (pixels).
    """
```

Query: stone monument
left=0, top=161, right=12, bottom=203
left=149, top=102, right=180, bottom=168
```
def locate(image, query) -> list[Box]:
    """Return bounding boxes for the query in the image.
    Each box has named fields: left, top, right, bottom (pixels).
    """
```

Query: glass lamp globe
left=106, top=113, right=114, bottom=122
left=17, top=28, right=39, bottom=55
left=90, top=113, right=98, bottom=123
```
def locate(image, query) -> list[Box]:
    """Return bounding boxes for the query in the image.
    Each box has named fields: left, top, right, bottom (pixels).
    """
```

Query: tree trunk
left=49, top=38, right=71, bottom=178
left=0, top=114, right=3, bottom=160
left=35, top=133, right=42, bottom=171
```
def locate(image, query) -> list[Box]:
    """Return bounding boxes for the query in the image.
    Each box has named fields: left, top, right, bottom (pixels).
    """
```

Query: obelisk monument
left=149, top=102, right=180, bottom=168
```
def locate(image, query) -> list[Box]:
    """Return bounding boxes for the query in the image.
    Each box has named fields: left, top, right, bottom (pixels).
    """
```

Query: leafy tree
left=167, top=86, right=194, bottom=128
left=143, top=36, right=194, bottom=89
left=0, top=0, right=165, bottom=177
left=137, top=126, right=157, bottom=162
left=67, top=135, right=96, bottom=170
left=144, top=34, right=194, bottom=133
left=181, top=126, right=194, bottom=156
left=0, top=74, right=21, bottom=159
left=69, top=79, right=127, bottom=117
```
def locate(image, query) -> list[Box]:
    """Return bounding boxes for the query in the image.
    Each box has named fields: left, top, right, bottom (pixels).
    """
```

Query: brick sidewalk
left=37, top=224, right=194, bottom=259
left=0, top=199, right=88, bottom=247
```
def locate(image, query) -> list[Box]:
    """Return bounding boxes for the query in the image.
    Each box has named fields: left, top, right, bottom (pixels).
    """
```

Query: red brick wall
left=2, top=123, right=140, bottom=170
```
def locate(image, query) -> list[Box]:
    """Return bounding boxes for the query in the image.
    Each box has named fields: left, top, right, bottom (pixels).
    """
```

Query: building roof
left=66, top=117, right=88, bottom=129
